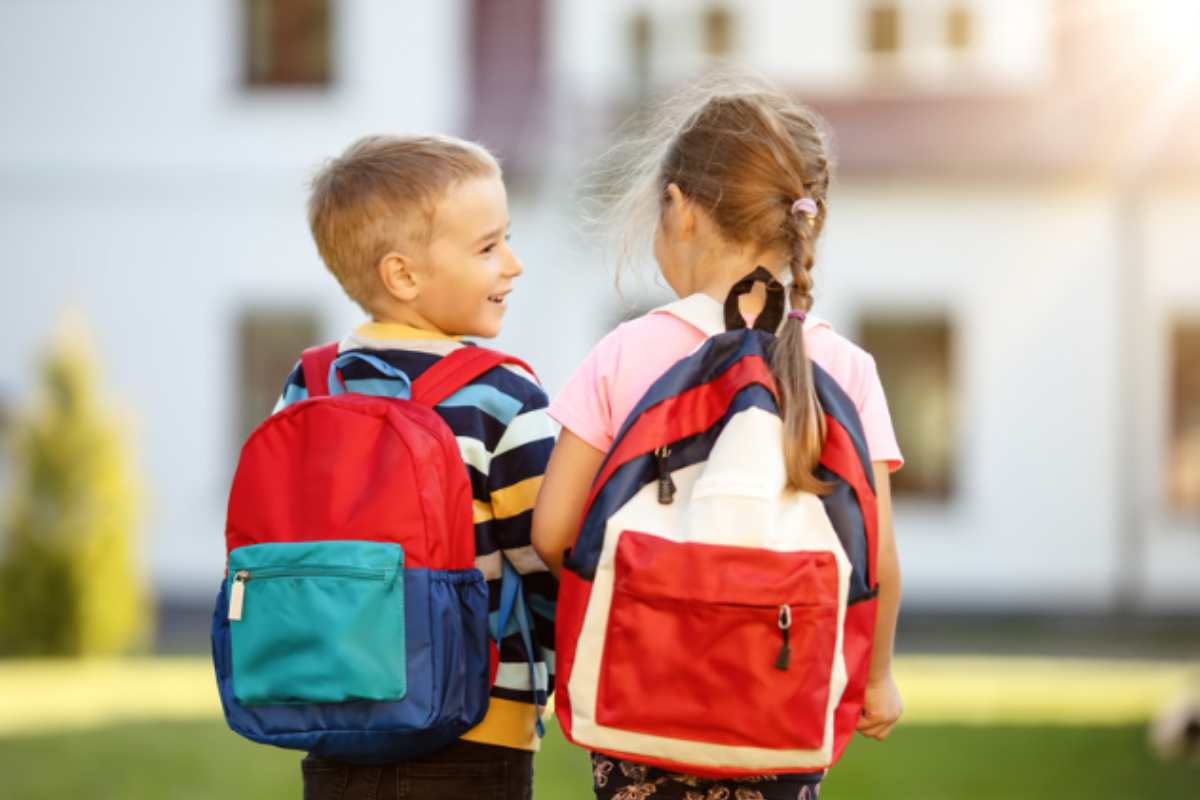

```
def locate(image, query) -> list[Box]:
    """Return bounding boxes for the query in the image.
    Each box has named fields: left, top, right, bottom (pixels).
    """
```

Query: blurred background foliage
left=0, top=317, right=149, bottom=657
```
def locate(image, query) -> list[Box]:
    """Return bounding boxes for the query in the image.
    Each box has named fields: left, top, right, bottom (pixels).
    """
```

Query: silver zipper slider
left=228, top=570, right=250, bottom=621
left=775, top=604, right=792, bottom=671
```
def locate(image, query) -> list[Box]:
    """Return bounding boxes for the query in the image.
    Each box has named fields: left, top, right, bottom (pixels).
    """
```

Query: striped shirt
left=274, top=321, right=557, bottom=752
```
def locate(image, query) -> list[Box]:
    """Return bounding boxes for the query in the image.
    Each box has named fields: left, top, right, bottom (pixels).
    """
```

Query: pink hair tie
left=787, top=310, right=807, bottom=322
left=791, top=197, right=818, bottom=219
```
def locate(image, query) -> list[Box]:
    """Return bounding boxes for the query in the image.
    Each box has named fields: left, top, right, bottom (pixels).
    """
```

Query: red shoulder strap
left=410, top=346, right=537, bottom=407
left=300, top=342, right=339, bottom=398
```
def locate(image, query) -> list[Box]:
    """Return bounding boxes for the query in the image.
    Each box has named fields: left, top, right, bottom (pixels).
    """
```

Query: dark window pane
left=468, top=0, right=545, bottom=173
left=245, top=0, right=331, bottom=87
left=859, top=315, right=956, bottom=499
left=703, top=6, right=734, bottom=57
left=867, top=4, right=901, bottom=54
left=237, top=309, right=320, bottom=443
left=946, top=5, right=972, bottom=51
left=1169, top=322, right=1200, bottom=513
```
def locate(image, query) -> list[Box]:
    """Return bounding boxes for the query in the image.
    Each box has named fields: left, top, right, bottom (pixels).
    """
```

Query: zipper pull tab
left=774, top=604, right=792, bottom=671
left=228, top=571, right=250, bottom=621
left=655, top=446, right=676, bottom=505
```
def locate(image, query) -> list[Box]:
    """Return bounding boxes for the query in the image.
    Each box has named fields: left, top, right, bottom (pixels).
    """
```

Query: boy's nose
left=505, top=249, right=524, bottom=278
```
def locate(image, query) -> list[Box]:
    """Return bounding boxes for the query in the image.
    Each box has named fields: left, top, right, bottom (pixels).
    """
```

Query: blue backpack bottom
left=212, top=566, right=490, bottom=763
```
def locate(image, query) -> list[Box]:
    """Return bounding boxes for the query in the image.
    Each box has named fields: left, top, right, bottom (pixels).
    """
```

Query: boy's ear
left=664, top=182, right=695, bottom=241
left=377, top=251, right=420, bottom=302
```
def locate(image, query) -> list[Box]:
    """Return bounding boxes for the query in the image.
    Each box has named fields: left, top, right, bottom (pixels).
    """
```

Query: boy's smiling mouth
left=487, top=291, right=510, bottom=305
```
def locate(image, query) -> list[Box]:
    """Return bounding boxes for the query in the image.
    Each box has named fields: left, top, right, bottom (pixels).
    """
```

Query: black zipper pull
left=774, top=604, right=791, bottom=671
left=654, top=446, right=676, bottom=505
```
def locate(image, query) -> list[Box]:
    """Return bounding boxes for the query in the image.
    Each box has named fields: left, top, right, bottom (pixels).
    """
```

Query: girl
left=532, top=84, right=904, bottom=799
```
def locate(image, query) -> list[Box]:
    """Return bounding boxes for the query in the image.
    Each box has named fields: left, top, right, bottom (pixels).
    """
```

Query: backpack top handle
left=722, top=266, right=786, bottom=333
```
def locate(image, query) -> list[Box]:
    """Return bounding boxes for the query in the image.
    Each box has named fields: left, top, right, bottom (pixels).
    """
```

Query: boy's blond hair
left=308, top=134, right=500, bottom=311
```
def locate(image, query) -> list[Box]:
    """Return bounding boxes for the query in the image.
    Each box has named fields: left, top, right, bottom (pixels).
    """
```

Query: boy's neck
left=369, top=301, right=455, bottom=339
left=362, top=316, right=459, bottom=341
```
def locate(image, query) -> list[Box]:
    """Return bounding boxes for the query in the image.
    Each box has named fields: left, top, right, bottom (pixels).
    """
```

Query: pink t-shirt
left=549, top=294, right=904, bottom=470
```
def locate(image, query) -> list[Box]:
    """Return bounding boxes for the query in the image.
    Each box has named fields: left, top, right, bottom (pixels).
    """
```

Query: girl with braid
left=533, top=80, right=905, bottom=799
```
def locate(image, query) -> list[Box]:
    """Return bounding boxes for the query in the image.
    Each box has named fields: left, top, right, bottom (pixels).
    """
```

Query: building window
left=866, top=4, right=902, bottom=54
left=468, top=0, right=546, bottom=173
left=1168, top=321, right=1200, bottom=514
left=945, top=4, right=973, bottom=51
left=244, top=0, right=332, bottom=87
left=703, top=6, right=734, bottom=58
left=859, top=314, right=956, bottom=499
left=237, top=309, right=320, bottom=443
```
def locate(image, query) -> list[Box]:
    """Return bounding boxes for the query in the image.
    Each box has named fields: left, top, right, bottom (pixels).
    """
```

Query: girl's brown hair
left=600, top=78, right=833, bottom=493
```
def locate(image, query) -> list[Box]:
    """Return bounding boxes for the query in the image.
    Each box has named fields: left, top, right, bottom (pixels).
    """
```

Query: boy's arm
left=857, top=461, right=903, bottom=740
left=487, top=389, right=558, bottom=701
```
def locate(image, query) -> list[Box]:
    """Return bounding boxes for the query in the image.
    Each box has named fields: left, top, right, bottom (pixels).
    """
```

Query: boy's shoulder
left=456, top=344, right=547, bottom=408
left=276, top=336, right=546, bottom=416
left=345, top=336, right=547, bottom=413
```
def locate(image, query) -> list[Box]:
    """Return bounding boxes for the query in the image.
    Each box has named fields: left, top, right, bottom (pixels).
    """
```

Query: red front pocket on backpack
left=596, top=530, right=840, bottom=751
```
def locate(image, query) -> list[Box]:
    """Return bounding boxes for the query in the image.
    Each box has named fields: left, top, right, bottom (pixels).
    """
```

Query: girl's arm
left=857, top=461, right=903, bottom=740
left=532, top=429, right=606, bottom=576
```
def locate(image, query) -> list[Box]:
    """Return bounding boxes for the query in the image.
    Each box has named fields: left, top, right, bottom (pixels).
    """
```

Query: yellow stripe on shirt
left=490, top=476, right=543, bottom=520
left=460, top=697, right=541, bottom=752
left=473, top=499, right=494, bottom=524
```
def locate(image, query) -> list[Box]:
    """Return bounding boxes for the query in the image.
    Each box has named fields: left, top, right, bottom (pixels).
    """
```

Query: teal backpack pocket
left=227, top=540, right=406, bottom=707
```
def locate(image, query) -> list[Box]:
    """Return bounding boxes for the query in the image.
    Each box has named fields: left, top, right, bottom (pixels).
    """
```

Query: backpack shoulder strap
left=409, top=346, right=537, bottom=407
left=300, top=342, right=340, bottom=398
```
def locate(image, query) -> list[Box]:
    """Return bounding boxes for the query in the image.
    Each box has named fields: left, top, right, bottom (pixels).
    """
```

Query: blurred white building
left=0, top=0, right=1197, bottom=613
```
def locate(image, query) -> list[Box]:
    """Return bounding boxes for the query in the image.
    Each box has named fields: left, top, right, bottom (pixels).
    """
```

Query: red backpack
left=212, top=343, right=535, bottom=762
left=554, top=285, right=879, bottom=778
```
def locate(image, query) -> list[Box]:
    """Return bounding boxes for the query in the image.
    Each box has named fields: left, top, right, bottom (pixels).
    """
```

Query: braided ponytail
left=772, top=195, right=829, bottom=494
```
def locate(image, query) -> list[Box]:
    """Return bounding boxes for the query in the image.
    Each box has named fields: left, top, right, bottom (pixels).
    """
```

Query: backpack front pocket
left=596, top=530, right=841, bottom=752
left=227, top=540, right=406, bottom=707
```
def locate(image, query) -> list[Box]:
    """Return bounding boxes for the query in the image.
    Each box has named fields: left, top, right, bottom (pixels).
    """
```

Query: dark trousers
left=301, top=739, right=533, bottom=800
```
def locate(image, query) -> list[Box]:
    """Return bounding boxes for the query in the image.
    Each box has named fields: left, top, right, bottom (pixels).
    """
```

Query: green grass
left=1, top=657, right=1196, bottom=798
left=0, top=719, right=1196, bottom=799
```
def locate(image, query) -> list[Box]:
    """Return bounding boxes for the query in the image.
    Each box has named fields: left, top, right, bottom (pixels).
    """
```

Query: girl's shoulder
left=805, top=316, right=875, bottom=366
left=590, top=308, right=707, bottom=368
left=804, top=317, right=882, bottom=408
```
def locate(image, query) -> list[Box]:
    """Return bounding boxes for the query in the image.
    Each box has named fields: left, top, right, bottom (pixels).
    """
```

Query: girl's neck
left=690, top=245, right=790, bottom=303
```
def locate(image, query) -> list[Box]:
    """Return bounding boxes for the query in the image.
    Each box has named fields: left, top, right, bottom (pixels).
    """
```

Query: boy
left=275, top=135, right=556, bottom=800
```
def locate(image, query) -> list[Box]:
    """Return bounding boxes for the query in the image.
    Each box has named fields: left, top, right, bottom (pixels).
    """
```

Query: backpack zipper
left=227, top=566, right=387, bottom=622
left=654, top=446, right=676, bottom=505
left=774, top=604, right=792, bottom=671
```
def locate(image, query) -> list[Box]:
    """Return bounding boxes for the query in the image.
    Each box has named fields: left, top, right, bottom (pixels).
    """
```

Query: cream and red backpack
left=555, top=275, right=880, bottom=778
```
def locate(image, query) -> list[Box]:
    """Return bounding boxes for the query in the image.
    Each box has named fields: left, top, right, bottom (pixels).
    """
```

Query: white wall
left=0, top=0, right=468, bottom=171
left=0, top=0, right=470, bottom=595
left=0, top=1, right=1194, bottom=610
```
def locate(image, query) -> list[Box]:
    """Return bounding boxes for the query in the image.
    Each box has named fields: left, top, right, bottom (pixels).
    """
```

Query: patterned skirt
left=591, top=753, right=822, bottom=800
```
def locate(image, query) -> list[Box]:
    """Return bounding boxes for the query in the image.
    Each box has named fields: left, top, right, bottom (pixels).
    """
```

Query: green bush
left=0, top=319, right=150, bottom=655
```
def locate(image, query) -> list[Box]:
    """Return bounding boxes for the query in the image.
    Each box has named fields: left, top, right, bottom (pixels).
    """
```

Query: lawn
left=0, top=657, right=1196, bottom=798
left=1, top=718, right=1198, bottom=799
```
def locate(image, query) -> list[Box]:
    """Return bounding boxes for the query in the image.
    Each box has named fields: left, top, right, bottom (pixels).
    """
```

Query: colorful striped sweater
left=274, top=321, right=557, bottom=752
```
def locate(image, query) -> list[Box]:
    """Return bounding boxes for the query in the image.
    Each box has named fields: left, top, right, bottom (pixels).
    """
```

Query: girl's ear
left=663, top=182, right=696, bottom=242
left=378, top=251, right=420, bottom=302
